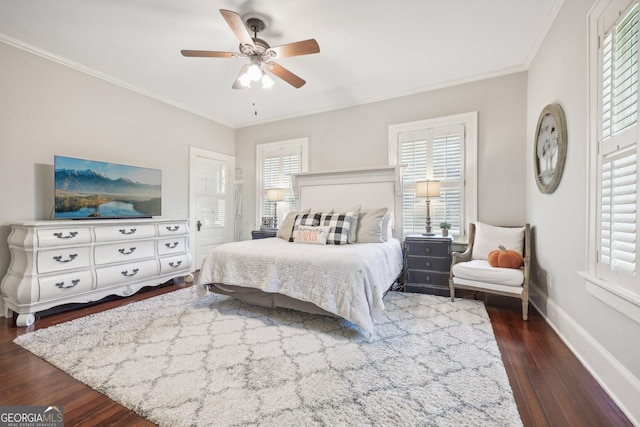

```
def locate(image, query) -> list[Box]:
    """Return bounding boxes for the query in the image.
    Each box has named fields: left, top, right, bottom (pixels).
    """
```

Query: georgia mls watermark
left=0, top=406, right=63, bottom=427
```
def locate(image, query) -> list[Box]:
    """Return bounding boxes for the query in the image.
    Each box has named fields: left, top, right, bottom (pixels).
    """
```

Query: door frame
left=188, top=146, right=236, bottom=271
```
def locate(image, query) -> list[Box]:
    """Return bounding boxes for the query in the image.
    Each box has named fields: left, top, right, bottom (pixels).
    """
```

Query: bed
left=195, top=166, right=405, bottom=337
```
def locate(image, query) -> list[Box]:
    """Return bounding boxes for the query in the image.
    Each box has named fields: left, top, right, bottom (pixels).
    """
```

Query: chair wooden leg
left=522, top=300, right=529, bottom=321
left=449, top=280, right=455, bottom=302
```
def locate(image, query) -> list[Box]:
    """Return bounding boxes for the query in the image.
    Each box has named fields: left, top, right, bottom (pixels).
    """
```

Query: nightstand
left=404, top=234, right=452, bottom=296
left=251, top=229, right=277, bottom=239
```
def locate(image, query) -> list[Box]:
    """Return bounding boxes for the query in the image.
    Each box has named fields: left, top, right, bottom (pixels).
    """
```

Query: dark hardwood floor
left=0, top=278, right=632, bottom=427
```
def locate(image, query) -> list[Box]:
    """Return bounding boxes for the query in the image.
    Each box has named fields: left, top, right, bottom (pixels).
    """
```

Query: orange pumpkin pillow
left=488, top=245, right=523, bottom=269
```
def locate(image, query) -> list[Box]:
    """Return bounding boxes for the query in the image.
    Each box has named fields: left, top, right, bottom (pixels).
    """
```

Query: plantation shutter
left=261, top=146, right=301, bottom=220
left=400, top=125, right=464, bottom=236
left=597, top=1, right=639, bottom=289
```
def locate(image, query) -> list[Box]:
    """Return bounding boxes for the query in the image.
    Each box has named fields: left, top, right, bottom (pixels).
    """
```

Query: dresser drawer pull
left=118, top=247, right=137, bottom=255
left=169, top=260, right=182, bottom=268
left=425, top=275, right=431, bottom=282
left=53, top=231, right=78, bottom=239
left=165, top=242, right=179, bottom=249
left=121, top=268, right=139, bottom=277
left=424, top=247, right=431, bottom=254
left=425, top=261, right=431, bottom=268
left=53, top=254, right=78, bottom=263
left=165, top=225, right=180, bottom=232
left=119, top=228, right=137, bottom=235
left=55, top=279, right=80, bottom=289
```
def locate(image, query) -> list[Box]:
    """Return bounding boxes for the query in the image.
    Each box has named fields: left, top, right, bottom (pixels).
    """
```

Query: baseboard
left=529, top=283, right=640, bottom=425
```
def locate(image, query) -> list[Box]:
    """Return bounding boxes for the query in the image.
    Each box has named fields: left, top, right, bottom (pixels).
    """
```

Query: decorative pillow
left=320, top=213, right=355, bottom=245
left=472, top=222, right=525, bottom=260
left=293, top=225, right=330, bottom=245
left=356, top=208, right=388, bottom=243
left=331, top=205, right=361, bottom=243
left=381, top=212, right=393, bottom=241
left=289, top=212, right=322, bottom=242
left=277, top=209, right=310, bottom=241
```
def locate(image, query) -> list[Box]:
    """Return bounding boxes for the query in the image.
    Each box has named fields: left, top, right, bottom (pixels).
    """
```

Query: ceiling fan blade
left=181, top=50, right=237, bottom=58
left=267, top=39, right=320, bottom=59
left=266, top=62, right=306, bottom=88
left=219, top=9, right=255, bottom=49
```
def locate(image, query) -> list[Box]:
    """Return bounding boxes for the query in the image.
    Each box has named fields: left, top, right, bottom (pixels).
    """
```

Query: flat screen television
left=54, top=155, right=162, bottom=219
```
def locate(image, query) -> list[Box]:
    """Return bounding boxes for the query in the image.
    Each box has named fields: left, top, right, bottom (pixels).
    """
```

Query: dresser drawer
left=159, top=254, right=192, bottom=274
left=37, top=246, right=92, bottom=273
left=37, top=227, right=92, bottom=247
left=157, top=222, right=188, bottom=237
left=407, top=269, right=450, bottom=286
left=94, top=224, right=156, bottom=242
left=39, top=270, right=94, bottom=301
left=94, top=239, right=156, bottom=265
left=405, top=241, right=450, bottom=257
left=406, top=255, right=451, bottom=272
left=95, top=259, right=159, bottom=288
left=157, top=236, right=188, bottom=255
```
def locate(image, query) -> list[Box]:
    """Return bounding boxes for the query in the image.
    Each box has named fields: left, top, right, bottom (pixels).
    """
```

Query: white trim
left=255, top=138, right=309, bottom=229
left=579, top=271, right=640, bottom=324
left=529, top=282, right=640, bottom=425
left=388, top=112, right=478, bottom=238
left=523, top=0, right=566, bottom=68
left=586, top=0, right=640, bottom=321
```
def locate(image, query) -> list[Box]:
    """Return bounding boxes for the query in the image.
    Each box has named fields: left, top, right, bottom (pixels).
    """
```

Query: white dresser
left=1, top=218, right=193, bottom=326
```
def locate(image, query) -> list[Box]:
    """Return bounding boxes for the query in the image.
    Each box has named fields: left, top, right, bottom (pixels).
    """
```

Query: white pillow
left=381, top=212, right=393, bottom=241
left=356, top=208, right=388, bottom=243
left=472, top=222, right=525, bottom=260
left=293, top=225, right=330, bottom=245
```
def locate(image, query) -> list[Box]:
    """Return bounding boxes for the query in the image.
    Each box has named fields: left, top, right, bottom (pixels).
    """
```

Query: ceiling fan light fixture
left=237, top=73, right=252, bottom=88
left=246, top=61, right=263, bottom=82
left=261, top=73, right=275, bottom=89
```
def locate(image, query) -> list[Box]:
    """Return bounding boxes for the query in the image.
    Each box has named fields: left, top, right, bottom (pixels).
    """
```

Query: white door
left=189, top=147, right=235, bottom=269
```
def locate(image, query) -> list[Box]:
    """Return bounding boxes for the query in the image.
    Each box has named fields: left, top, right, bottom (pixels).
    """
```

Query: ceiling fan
left=181, top=9, right=320, bottom=89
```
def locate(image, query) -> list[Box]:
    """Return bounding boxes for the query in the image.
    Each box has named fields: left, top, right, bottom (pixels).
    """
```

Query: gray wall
left=0, top=42, right=235, bottom=279
left=236, top=72, right=528, bottom=240
left=527, top=0, right=639, bottom=422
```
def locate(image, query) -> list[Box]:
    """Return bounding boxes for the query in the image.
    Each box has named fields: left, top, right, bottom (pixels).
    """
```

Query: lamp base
left=422, top=232, right=436, bottom=236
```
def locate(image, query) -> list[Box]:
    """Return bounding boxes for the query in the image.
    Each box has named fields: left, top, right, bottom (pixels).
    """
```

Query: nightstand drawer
left=405, top=241, right=450, bottom=257
left=406, top=255, right=451, bottom=272
left=407, top=269, right=450, bottom=286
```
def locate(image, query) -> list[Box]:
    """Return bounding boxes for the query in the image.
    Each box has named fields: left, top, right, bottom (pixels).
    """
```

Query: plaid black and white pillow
left=320, top=213, right=355, bottom=245
left=289, top=212, right=323, bottom=242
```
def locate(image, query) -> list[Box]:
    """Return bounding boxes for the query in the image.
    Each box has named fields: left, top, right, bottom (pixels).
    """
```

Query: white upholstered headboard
left=290, top=165, right=405, bottom=238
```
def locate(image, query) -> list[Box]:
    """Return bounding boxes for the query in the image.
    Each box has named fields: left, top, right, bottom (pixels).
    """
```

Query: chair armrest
left=451, top=249, right=472, bottom=266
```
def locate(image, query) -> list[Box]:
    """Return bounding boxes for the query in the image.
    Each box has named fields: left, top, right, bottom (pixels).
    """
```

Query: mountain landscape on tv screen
left=55, top=168, right=161, bottom=218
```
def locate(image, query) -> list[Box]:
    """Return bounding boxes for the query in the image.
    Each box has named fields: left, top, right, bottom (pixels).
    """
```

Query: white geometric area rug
left=14, top=288, right=522, bottom=427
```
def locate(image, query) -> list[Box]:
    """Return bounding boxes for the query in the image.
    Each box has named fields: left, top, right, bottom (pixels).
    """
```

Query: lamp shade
left=415, top=180, right=441, bottom=198
left=266, top=188, right=285, bottom=202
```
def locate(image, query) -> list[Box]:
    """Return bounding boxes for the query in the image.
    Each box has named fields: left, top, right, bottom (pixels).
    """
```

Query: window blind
left=260, top=148, right=301, bottom=220
left=597, top=1, right=639, bottom=287
left=400, top=126, right=464, bottom=236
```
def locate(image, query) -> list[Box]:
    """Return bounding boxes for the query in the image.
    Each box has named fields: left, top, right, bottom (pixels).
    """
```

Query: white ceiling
left=0, top=0, right=560, bottom=129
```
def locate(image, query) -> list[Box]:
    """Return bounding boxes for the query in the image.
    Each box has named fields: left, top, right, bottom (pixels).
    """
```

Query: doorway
left=189, top=146, right=235, bottom=270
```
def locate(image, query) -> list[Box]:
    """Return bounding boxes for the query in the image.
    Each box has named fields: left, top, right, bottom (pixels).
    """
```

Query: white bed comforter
left=197, top=237, right=404, bottom=336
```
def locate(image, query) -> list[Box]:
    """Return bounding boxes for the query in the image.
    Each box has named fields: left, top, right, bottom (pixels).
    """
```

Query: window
left=256, top=138, right=309, bottom=227
left=389, top=112, right=477, bottom=239
left=585, top=0, right=640, bottom=320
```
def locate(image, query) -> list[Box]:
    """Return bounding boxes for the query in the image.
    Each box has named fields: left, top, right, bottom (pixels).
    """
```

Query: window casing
left=389, top=112, right=477, bottom=239
left=256, top=138, right=309, bottom=228
left=585, top=0, right=640, bottom=320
